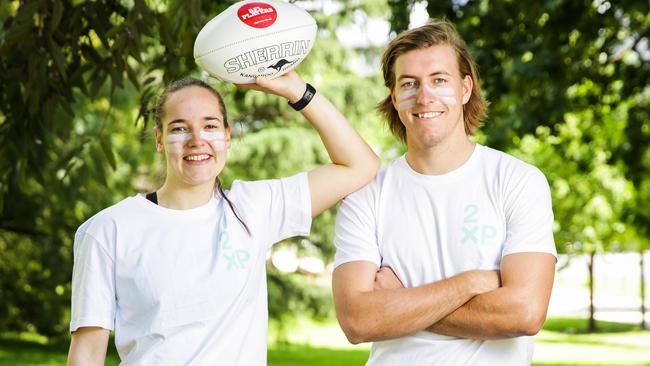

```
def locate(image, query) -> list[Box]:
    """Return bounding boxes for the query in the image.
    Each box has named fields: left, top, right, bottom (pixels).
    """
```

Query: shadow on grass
left=542, top=317, right=642, bottom=334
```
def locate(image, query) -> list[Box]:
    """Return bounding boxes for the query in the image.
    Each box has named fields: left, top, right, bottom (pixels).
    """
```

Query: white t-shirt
left=70, top=173, right=311, bottom=366
left=334, top=144, right=556, bottom=366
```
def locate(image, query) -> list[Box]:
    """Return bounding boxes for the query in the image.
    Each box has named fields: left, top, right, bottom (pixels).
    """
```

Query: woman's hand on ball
left=235, top=70, right=306, bottom=103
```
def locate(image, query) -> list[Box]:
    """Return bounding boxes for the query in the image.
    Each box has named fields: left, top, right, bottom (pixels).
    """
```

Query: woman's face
left=155, top=86, right=231, bottom=188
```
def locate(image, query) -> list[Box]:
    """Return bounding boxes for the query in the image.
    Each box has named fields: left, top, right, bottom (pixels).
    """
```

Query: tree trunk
left=588, top=251, right=597, bottom=332
left=641, top=249, right=646, bottom=330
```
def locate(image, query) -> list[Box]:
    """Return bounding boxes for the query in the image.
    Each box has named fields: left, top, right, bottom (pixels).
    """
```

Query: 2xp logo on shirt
left=218, top=232, right=251, bottom=270
left=460, top=204, right=497, bottom=245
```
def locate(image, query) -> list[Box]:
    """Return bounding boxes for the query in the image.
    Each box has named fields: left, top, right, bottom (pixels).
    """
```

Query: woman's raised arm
left=239, top=71, right=380, bottom=216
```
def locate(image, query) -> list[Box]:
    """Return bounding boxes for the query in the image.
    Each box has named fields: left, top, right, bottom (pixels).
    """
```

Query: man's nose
left=416, top=84, right=436, bottom=104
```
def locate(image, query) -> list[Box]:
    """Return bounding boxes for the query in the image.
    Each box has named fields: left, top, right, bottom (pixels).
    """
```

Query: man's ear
left=461, top=75, right=473, bottom=105
left=154, top=126, right=164, bottom=152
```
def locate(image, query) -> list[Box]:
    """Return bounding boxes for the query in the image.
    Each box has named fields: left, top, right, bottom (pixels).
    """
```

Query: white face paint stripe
left=396, top=85, right=457, bottom=110
left=164, top=130, right=227, bottom=155
left=165, top=133, right=191, bottom=155
left=166, top=133, right=192, bottom=142
left=165, top=142, right=184, bottom=155
left=425, top=85, right=457, bottom=106
left=200, top=130, right=227, bottom=152
left=209, top=140, right=226, bottom=151
left=427, top=86, right=455, bottom=98
left=397, top=89, right=417, bottom=111
left=199, top=131, right=225, bottom=140
left=437, top=96, right=457, bottom=105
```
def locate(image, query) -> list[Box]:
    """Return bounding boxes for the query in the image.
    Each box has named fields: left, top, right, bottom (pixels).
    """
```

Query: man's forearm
left=426, top=286, right=540, bottom=339
left=427, top=253, right=556, bottom=340
left=335, top=268, right=499, bottom=344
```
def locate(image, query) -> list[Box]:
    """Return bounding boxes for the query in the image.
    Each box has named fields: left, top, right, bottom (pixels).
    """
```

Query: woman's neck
left=156, top=180, right=216, bottom=210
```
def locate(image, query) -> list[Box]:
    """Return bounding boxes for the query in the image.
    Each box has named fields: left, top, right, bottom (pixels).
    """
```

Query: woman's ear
left=154, top=126, right=164, bottom=152
left=225, top=126, right=232, bottom=149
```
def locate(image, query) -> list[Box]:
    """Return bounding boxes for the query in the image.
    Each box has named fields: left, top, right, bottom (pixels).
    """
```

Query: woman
left=67, top=71, right=379, bottom=365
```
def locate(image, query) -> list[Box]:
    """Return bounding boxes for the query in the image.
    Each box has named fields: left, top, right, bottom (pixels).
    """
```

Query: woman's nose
left=188, top=130, right=206, bottom=146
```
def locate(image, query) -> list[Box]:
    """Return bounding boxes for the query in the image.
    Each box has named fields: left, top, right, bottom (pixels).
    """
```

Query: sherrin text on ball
left=194, top=0, right=317, bottom=83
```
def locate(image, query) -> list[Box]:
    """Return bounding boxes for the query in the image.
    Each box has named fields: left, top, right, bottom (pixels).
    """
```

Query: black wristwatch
left=288, top=83, right=316, bottom=111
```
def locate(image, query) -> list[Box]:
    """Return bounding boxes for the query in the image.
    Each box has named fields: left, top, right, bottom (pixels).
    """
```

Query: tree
left=0, top=0, right=241, bottom=336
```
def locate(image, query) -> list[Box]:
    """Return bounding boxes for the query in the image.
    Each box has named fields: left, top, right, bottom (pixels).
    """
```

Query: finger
left=254, top=76, right=274, bottom=89
left=233, top=82, right=262, bottom=91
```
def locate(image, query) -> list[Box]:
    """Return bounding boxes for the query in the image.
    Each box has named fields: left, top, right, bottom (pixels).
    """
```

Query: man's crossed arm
left=332, top=252, right=555, bottom=343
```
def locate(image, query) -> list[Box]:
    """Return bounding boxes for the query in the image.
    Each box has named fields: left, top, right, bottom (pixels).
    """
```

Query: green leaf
left=14, top=0, right=44, bottom=23
left=89, top=68, right=107, bottom=99
left=126, top=64, right=140, bottom=89
left=90, top=145, right=108, bottom=187
left=99, top=138, right=117, bottom=170
left=47, top=37, right=67, bottom=81
left=50, top=1, right=64, bottom=32
left=3, top=21, right=32, bottom=47
left=104, top=24, right=124, bottom=39
left=107, top=61, right=123, bottom=88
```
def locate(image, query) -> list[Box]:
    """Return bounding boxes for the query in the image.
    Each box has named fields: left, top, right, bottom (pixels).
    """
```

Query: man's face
left=391, top=44, right=473, bottom=149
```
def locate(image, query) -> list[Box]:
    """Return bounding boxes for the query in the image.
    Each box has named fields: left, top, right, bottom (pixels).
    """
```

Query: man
left=332, top=19, right=556, bottom=365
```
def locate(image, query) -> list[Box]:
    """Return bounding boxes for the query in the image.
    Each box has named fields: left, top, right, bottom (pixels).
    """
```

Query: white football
left=194, top=0, right=317, bottom=84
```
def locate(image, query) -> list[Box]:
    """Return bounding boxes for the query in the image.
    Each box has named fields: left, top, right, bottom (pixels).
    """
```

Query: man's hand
left=333, top=261, right=503, bottom=344
left=374, top=266, right=404, bottom=291
left=427, top=253, right=555, bottom=339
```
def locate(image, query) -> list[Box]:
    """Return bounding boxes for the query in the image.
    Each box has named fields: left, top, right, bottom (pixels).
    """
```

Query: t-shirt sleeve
left=333, top=183, right=381, bottom=269
left=234, top=172, right=312, bottom=247
left=69, top=228, right=116, bottom=332
left=502, top=167, right=557, bottom=258
left=269, top=172, right=312, bottom=244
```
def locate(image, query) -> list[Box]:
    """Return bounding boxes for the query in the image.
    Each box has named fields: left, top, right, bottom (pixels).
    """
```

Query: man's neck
left=156, top=180, right=216, bottom=210
left=405, top=135, right=476, bottom=176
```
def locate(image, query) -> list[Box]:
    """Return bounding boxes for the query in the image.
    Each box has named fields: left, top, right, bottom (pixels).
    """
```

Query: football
left=194, top=0, right=318, bottom=83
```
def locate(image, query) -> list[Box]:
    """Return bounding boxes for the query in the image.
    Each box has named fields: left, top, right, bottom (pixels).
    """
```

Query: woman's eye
left=434, top=78, right=447, bottom=85
left=170, top=126, right=188, bottom=133
left=205, top=124, right=220, bottom=130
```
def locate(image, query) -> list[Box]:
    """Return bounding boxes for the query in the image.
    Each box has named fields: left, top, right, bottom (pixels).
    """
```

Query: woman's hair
left=377, top=19, right=489, bottom=143
left=155, top=77, right=250, bottom=235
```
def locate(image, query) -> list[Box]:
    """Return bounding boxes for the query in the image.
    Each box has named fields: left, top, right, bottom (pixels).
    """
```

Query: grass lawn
left=533, top=318, right=650, bottom=366
left=1, top=317, right=648, bottom=365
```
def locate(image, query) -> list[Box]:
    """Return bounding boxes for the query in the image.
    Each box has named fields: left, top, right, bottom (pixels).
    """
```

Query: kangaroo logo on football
left=269, top=59, right=292, bottom=71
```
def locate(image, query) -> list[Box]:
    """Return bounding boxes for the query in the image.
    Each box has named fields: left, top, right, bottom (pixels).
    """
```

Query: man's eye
left=401, top=81, right=416, bottom=89
left=434, top=78, right=447, bottom=85
left=205, top=124, right=220, bottom=130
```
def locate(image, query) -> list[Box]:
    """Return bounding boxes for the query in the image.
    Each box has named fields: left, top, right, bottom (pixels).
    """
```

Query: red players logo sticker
left=237, top=2, right=277, bottom=28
